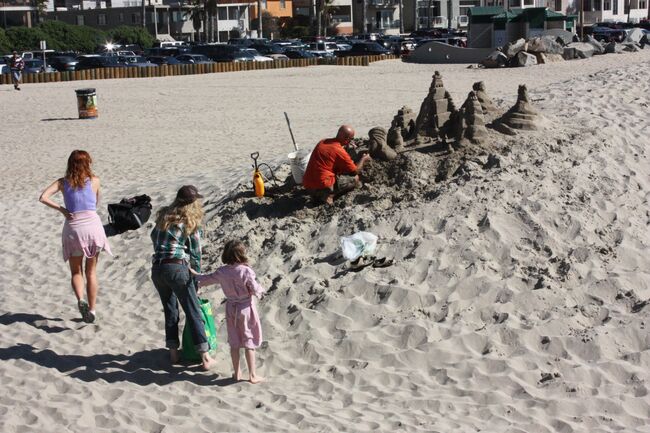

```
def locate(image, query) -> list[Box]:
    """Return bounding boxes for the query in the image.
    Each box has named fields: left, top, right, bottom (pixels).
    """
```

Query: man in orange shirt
left=302, top=125, right=371, bottom=205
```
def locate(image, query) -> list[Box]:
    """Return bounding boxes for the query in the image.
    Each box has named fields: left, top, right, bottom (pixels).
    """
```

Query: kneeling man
left=302, top=125, right=371, bottom=205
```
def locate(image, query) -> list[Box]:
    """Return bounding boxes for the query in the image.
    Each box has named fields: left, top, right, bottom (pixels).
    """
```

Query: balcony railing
left=369, top=0, right=397, bottom=7
left=0, top=0, right=36, bottom=6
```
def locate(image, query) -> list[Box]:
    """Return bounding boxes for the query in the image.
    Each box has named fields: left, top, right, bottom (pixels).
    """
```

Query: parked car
left=119, top=55, right=157, bottom=67
left=591, top=26, right=626, bottom=42
left=147, top=55, right=181, bottom=65
left=242, top=49, right=273, bottom=62
left=334, top=42, right=390, bottom=57
left=23, top=59, right=56, bottom=73
left=228, top=38, right=270, bottom=47
left=284, top=49, right=318, bottom=59
left=49, top=55, right=78, bottom=72
left=175, top=54, right=214, bottom=64
left=0, top=58, right=8, bottom=74
left=191, top=44, right=255, bottom=62
left=75, top=55, right=128, bottom=70
left=250, top=43, right=288, bottom=60
left=306, top=42, right=337, bottom=58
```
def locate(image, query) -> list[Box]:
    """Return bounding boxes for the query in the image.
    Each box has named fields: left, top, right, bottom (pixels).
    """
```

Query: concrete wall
left=405, top=41, right=493, bottom=63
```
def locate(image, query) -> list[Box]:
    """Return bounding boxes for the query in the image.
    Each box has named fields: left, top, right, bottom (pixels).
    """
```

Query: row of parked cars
left=0, top=37, right=397, bottom=73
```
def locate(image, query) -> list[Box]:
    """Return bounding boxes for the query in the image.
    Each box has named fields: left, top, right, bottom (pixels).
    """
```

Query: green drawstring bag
left=181, top=298, right=218, bottom=361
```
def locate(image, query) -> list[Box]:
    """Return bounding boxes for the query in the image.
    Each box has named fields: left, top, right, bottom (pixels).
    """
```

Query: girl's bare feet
left=249, top=374, right=265, bottom=384
left=201, top=353, right=216, bottom=371
left=170, top=348, right=180, bottom=364
left=232, top=372, right=242, bottom=381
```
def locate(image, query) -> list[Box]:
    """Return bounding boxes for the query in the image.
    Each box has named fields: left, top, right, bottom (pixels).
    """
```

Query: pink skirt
left=61, top=210, right=112, bottom=261
left=225, top=298, right=263, bottom=349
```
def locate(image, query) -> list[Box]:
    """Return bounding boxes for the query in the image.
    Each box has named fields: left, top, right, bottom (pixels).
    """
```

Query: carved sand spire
left=458, top=91, right=489, bottom=145
left=493, top=84, right=540, bottom=135
left=414, top=71, right=455, bottom=142
left=472, top=81, right=497, bottom=115
left=390, top=106, right=416, bottom=141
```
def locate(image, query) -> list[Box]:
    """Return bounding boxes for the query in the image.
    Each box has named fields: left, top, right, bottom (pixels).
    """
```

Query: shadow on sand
left=0, top=343, right=238, bottom=387
left=0, top=312, right=70, bottom=334
left=41, top=117, right=79, bottom=122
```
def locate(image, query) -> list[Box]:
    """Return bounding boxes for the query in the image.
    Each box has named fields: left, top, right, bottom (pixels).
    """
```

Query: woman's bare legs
left=68, top=257, right=84, bottom=302
left=231, top=347, right=241, bottom=380
left=85, top=255, right=99, bottom=311
left=245, top=348, right=264, bottom=384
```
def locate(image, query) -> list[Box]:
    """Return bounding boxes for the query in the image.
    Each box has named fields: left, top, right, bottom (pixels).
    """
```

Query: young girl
left=195, top=240, right=266, bottom=384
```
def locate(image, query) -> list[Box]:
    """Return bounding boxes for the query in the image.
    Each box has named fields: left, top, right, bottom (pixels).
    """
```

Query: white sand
left=1, top=50, right=649, bottom=432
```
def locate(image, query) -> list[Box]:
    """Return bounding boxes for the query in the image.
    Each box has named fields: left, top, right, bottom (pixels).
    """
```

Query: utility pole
left=399, top=0, right=404, bottom=33
left=361, top=0, right=367, bottom=33
left=257, top=0, right=263, bottom=37
left=579, top=0, right=584, bottom=40
left=414, top=0, right=418, bottom=31
left=141, top=0, right=146, bottom=28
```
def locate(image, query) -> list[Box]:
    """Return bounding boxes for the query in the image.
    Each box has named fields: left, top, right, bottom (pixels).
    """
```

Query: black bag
left=107, top=194, right=152, bottom=235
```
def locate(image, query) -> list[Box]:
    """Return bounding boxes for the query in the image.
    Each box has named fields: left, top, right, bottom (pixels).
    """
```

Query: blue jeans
left=151, top=263, right=208, bottom=353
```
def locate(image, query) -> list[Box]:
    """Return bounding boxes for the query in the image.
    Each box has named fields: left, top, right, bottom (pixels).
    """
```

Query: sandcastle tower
left=390, top=106, right=417, bottom=141
left=414, top=71, right=456, bottom=142
left=458, top=91, right=489, bottom=145
left=472, top=81, right=497, bottom=115
left=493, top=84, right=539, bottom=135
left=387, top=126, right=404, bottom=150
left=367, top=127, right=397, bottom=161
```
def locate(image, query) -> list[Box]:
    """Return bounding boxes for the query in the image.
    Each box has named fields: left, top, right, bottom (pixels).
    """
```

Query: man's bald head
left=336, top=125, right=355, bottom=144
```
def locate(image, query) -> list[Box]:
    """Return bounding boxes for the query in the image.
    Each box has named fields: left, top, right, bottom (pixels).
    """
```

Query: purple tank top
left=63, top=178, right=96, bottom=212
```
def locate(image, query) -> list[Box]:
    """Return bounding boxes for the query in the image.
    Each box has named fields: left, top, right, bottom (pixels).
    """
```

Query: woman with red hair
left=40, top=150, right=112, bottom=323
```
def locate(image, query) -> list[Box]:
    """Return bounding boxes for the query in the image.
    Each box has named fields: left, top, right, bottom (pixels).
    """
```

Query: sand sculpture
left=493, top=84, right=539, bottom=135
left=387, top=126, right=404, bottom=150
left=457, top=91, right=489, bottom=145
left=472, top=81, right=497, bottom=115
left=367, top=127, right=398, bottom=161
left=390, top=106, right=416, bottom=141
left=414, top=71, right=456, bottom=142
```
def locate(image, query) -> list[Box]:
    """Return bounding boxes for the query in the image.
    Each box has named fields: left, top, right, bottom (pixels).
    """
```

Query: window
left=555, top=0, right=562, bottom=10
left=76, top=15, right=84, bottom=25
left=261, top=0, right=267, bottom=9
left=98, top=14, right=106, bottom=25
left=280, top=0, right=286, bottom=8
left=640, top=0, right=646, bottom=9
left=593, top=0, right=601, bottom=9
left=523, top=0, right=533, bottom=5
left=132, top=13, right=140, bottom=24
left=119, top=12, right=124, bottom=22
left=603, top=0, right=610, bottom=8
left=228, top=6, right=238, bottom=19
left=218, top=7, right=227, bottom=20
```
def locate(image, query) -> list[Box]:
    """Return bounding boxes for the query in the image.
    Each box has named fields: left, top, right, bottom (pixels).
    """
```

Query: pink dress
left=197, top=264, right=266, bottom=349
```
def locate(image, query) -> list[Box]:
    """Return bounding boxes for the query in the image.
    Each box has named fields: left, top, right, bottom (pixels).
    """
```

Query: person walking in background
left=194, top=240, right=266, bottom=384
left=9, top=51, right=24, bottom=91
left=39, top=150, right=112, bottom=323
left=150, top=185, right=216, bottom=370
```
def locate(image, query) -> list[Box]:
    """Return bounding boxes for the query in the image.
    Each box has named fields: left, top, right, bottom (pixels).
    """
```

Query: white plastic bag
left=340, top=231, right=378, bottom=261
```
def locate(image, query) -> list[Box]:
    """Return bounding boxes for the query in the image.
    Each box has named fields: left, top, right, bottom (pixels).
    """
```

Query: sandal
left=372, top=257, right=394, bottom=268
left=350, top=256, right=375, bottom=272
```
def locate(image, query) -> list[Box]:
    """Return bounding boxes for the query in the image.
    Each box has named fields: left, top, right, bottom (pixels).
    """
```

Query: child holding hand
left=195, top=240, right=266, bottom=384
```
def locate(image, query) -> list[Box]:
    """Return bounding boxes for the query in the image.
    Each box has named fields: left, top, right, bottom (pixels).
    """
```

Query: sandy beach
left=1, top=50, right=649, bottom=432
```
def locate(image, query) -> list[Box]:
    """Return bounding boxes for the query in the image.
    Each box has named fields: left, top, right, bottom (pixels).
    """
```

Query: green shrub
left=107, top=25, right=155, bottom=48
left=38, top=21, right=107, bottom=52
left=0, top=28, right=11, bottom=54
left=5, top=27, right=51, bottom=52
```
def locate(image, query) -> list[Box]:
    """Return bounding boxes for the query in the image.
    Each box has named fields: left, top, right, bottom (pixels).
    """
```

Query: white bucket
left=288, top=149, right=311, bottom=185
